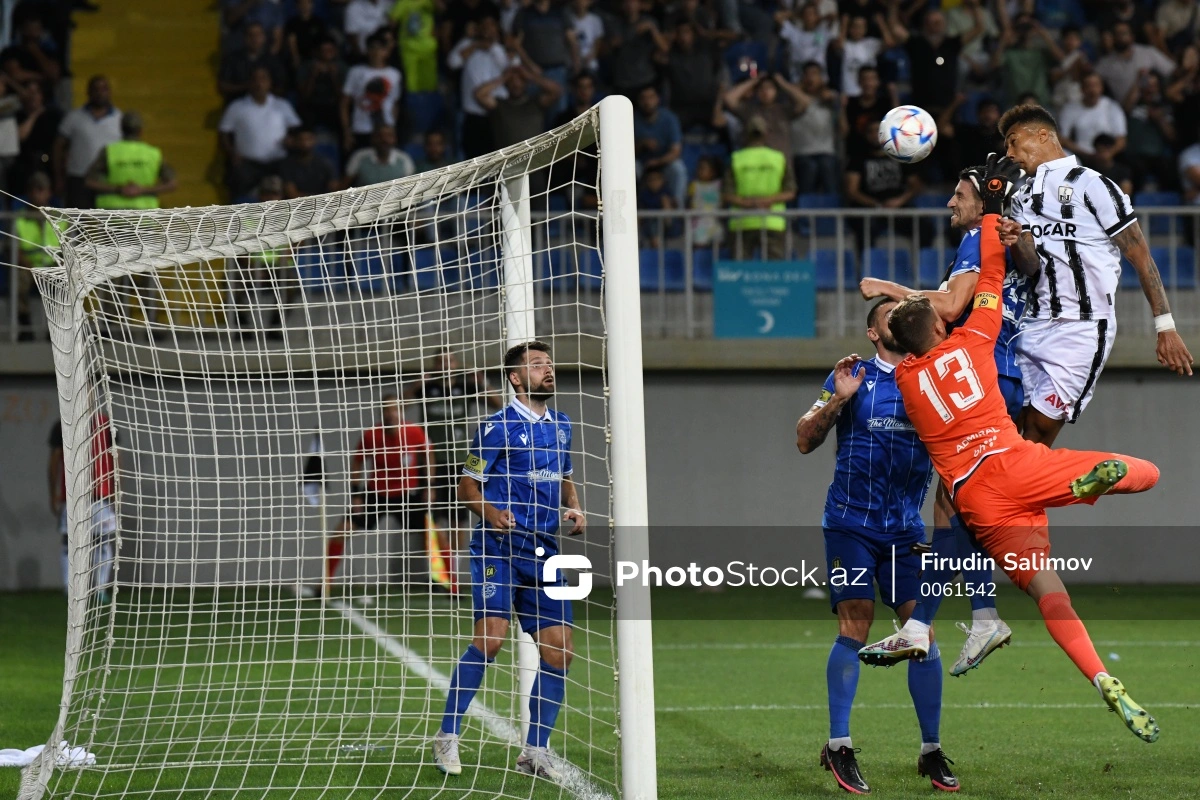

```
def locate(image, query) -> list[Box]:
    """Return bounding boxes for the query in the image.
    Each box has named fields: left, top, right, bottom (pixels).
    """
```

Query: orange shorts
left=953, top=443, right=1154, bottom=590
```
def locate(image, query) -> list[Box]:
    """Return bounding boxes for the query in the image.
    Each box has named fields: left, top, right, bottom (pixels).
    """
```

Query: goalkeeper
left=432, top=341, right=586, bottom=782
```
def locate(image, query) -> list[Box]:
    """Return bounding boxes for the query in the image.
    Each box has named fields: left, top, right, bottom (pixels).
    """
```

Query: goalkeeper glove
left=964, top=153, right=1025, bottom=216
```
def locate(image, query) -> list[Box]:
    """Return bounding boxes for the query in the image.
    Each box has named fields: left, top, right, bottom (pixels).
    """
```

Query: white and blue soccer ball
left=879, top=105, right=938, bottom=164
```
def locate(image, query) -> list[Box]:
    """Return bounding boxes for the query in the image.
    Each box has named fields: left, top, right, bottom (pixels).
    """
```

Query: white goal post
left=21, top=95, right=656, bottom=800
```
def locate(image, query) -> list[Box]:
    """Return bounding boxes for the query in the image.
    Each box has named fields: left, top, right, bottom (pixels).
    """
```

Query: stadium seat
left=639, top=249, right=685, bottom=292
left=466, top=248, right=501, bottom=288
left=294, top=242, right=343, bottom=292
left=796, top=193, right=840, bottom=236
left=1134, top=191, right=1182, bottom=236
left=349, top=249, right=391, bottom=293
left=813, top=249, right=856, bottom=291
left=411, top=247, right=459, bottom=291
left=919, top=247, right=954, bottom=289
left=404, top=141, right=425, bottom=165
left=314, top=136, right=342, bottom=179
left=863, top=248, right=914, bottom=284
left=692, top=248, right=714, bottom=291
left=578, top=248, right=603, bottom=291
left=1152, top=246, right=1196, bottom=289
left=406, top=92, right=446, bottom=136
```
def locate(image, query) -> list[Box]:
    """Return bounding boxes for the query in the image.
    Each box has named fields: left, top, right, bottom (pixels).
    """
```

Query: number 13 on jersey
left=917, top=348, right=985, bottom=422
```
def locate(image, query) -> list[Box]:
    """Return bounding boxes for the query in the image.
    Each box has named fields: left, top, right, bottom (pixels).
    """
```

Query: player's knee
left=474, top=618, right=510, bottom=659
left=541, top=644, right=572, bottom=671
left=537, top=627, right=574, bottom=670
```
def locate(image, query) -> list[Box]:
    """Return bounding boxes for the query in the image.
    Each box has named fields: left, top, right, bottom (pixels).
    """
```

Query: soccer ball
left=878, top=106, right=938, bottom=164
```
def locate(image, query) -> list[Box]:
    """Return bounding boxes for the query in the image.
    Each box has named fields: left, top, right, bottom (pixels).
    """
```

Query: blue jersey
left=818, top=356, right=932, bottom=535
left=947, top=226, right=1031, bottom=380
left=462, top=399, right=574, bottom=557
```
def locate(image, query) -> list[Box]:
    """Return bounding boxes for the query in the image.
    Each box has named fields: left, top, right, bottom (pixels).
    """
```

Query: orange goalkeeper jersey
left=895, top=212, right=1028, bottom=496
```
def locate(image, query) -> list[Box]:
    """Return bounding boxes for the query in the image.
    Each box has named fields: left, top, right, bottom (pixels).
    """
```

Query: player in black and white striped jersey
left=994, top=104, right=1193, bottom=447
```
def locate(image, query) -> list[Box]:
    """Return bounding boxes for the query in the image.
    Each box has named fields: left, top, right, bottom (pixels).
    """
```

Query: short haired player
left=319, top=394, right=431, bottom=594
left=860, top=167, right=1030, bottom=675
left=432, top=341, right=586, bottom=781
left=996, top=104, right=1192, bottom=447
left=796, top=302, right=957, bottom=794
left=865, top=155, right=1162, bottom=744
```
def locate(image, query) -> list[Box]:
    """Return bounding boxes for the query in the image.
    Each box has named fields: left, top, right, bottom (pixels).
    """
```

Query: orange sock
left=1113, top=456, right=1160, bottom=494
left=1037, top=592, right=1105, bottom=680
left=326, top=537, right=345, bottom=581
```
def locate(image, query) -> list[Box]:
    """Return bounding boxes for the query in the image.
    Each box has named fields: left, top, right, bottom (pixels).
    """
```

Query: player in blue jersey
left=431, top=341, right=586, bottom=782
left=796, top=299, right=957, bottom=794
left=858, top=165, right=1028, bottom=676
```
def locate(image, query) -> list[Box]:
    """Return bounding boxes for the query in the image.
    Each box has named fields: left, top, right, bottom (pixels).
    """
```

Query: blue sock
left=527, top=661, right=567, bottom=748
left=442, top=644, right=490, bottom=736
left=913, top=526, right=957, bottom=625
left=908, top=641, right=942, bottom=744
left=827, top=636, right=863, bottom=739
left=952, top=515, right=996, bottom=612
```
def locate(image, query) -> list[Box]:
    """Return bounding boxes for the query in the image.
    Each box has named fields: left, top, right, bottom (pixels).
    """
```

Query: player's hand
left=832, top=354, right=865, bottom=399
left=563, top=509, right=586, bottom=535
left=485, top=507, right=517, bottom=531
left=966, top=153, right=1024, bottom=216
left=996, top=216, right=1023, bottom=246
left=1156, top=330, right=1194, bottom=376
left=859, top=277, right=888, bottom=300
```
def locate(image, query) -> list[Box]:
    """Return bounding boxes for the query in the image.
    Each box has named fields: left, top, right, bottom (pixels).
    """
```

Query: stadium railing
left=4, top=206, right=1199, bottom=343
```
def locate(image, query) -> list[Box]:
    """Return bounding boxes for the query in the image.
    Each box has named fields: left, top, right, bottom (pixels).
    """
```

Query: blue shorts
left=824, top=525, right=922, bottom=613
left=470, top=539, right=574, bottom=634
left=998, top=374, right=1024, bottom=421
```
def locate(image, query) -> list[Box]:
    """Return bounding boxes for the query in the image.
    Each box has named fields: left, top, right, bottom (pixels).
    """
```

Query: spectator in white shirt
left=828, top=15, right=891, bottom=98
left=778, top=2, right=837, bottom=80
left=344, top=0, right=393, bottom=58
left=1177, top=141, right=1200, bottom=203
left=1058, top=73, right=1128, bottom=159
left=451, top=15, right=516, bottom=157
left=1095, top=22, right=1176, bottom=106
left=53, top=74, right=121, bottom=209
left=340, top=33, right=403, bottom=152
left=567, top=0, right=604, bottom=75
left=218, top=66, right=300, bottom=197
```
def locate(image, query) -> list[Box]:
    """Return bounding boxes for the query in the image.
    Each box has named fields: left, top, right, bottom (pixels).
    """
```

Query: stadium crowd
left=4, top=0, right=1200, bottom=337
left=200, top=0, right=1200, bottom=212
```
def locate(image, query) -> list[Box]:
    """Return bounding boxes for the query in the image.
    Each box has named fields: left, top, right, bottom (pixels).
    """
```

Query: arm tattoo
left=797, top=400, right=843, bottom=451
left=1113, top=221, right=1171, bottom=316
left=1011, top=231, right=1040, bottom=277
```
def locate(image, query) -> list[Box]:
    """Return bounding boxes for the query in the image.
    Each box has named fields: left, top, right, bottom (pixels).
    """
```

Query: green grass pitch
left=2, top=586, right=1197, bottom=799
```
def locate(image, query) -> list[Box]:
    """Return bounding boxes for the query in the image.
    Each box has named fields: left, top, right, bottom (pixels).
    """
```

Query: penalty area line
left=331, top=601, right=613, bottom=800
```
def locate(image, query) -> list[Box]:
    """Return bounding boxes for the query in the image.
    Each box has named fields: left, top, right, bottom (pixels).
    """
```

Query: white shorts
left=60, top=500, right=119, bottom=541
left=1014, top=317, right=1117, bottom=423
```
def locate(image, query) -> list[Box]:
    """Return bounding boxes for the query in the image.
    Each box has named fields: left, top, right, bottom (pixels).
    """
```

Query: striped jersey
left=1010, top=154, right=1136, bottom=321
left=462, top=398, right=574, bottom=558
left=815, top=356, right=933, bottom=535
left=946, top=226, right=1031, bottom=380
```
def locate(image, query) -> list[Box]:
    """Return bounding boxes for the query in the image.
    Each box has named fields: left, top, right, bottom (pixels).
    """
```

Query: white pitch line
left=654, top=640, right=1200, bottom=651
left=658, top=702, right=1199, bottom=713
left=332, top=601, right=612, bottom=800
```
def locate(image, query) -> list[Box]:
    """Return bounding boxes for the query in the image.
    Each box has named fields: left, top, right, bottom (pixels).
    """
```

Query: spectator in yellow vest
left=14, top=171, right=64, bottom=340
left=724, top=115, right=797, bottom=261
left=85, top=111, right=177, bottom=210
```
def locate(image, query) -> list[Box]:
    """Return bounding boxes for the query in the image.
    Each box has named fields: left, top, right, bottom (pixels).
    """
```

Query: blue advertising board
left=713, top=260, right=816, bottom=338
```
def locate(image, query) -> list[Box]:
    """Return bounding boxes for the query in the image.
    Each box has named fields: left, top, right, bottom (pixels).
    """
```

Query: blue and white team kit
left=816, top=356, right=933, bottom=611
left=946, top=225, right=1032, bottom=421
left=462, top=398, right=575, bottom=633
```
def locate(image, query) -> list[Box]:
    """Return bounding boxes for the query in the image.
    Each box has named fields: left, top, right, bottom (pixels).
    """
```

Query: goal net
left=22, top=96, right=655, bottom=800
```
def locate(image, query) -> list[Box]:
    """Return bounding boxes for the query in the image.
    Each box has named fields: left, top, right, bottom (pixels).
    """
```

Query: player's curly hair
left=887, top=294, right=940, bottom=356
left=997, top=104, right=1059, bottom=138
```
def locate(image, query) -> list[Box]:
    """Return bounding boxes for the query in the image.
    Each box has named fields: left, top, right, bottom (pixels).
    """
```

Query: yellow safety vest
left=96, top=140, right=163, bottom=210
left=15, top=215, right=64, bottom=269
left=728, top=146, right=787, bottom=233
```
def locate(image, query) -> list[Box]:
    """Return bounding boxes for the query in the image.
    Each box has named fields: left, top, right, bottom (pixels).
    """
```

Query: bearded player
left=432, top=341, right=586, bottom=781
left=861, top=155, right=1161, bottom=744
